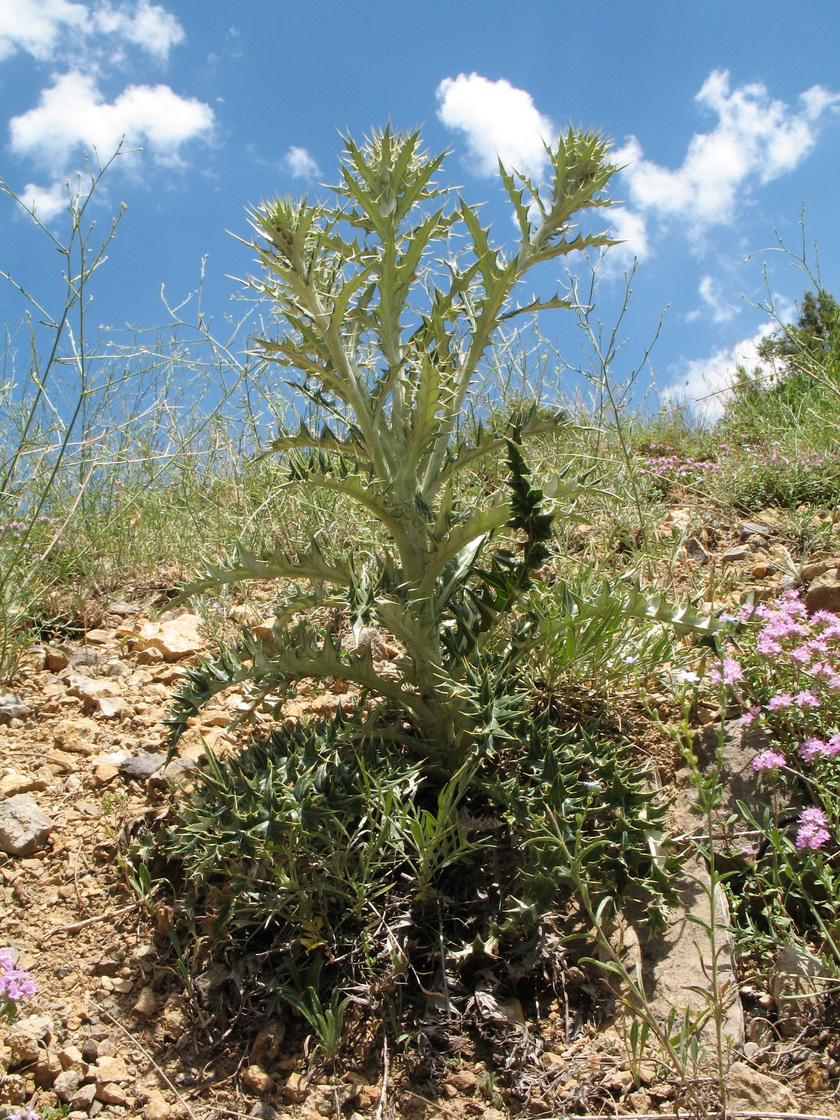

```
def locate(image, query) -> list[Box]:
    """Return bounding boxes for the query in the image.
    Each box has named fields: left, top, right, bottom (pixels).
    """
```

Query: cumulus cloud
left=596, top=205, right=650, bottom=275
left=9, top=70, right=214, bottom=172
left=91, top=0, right=184, bottom=59
left=661, top=324, right=776, bottom=421
left=436, top=72, right=554, bottom=178
left=18, top=178, right=76, bottom=220
left=616, top=70, right=840, bottom=238
left=283, top=146, right=320, bottom=179
left=685, top=275, right=739, bottom=325
left=0, top=0, right=183, bottom=62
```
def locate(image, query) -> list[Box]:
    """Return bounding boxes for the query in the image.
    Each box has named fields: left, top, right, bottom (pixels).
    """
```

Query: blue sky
left=1, top=0, right=839, bottom=422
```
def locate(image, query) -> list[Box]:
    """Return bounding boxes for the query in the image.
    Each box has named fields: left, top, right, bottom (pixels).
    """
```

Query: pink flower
left=793, top=690, right=821, bottom=709
left=768, top=693, right=793, bottom=711
left=709, top=658, right=744, bottom=687
left=796, top=807, right=831, bottom=851
left=753, top=749, right=786, bottom=771
left=800, top=738, right=828, bottom=762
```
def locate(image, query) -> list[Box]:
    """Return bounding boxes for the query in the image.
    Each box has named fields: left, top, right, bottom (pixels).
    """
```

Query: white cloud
left=9, top=70, right=214, bottom=171
left=685, top=275, right=738, bottom=325
left=0, top=0, right=85, bottom=61
left=661, top=324, right=776, bottom=421
left=18, top=178, right=75, bottom=220
left=283, top=146, right=320, bottom=179
left=436, top=72, right=554, bottom=178
left=91, top=1, right=184, bottom=59
left=600, top=205, right=649, bottom=274
left=617, top=70, right=840, bottom=238
left=0, top=0, right=183, bottom=62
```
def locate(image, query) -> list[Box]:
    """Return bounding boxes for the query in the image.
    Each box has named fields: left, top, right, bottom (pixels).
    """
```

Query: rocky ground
left=3, top=507, right=840, bottom=1119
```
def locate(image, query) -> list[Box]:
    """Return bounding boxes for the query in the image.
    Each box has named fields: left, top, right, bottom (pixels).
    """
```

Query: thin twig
left=87, top=997, right=201, bottom=1120
left=375, top=1026, right=389, bottom=1120
left=42, top=903, right=137, bottom=940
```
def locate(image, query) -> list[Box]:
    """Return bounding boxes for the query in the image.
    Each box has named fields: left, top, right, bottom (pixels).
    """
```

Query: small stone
left=0, top=794, right=55, bottom=855
left=54, top=1069, right=83, bottom=1101
left=44, top=647, right=70, bottom=671
left=107, top=601, right=137, bottom=617
left=721, top=545, right=750, bottom=563
left=7, top=1031, right=42, bottom=1065
left=0, top=770, right=38, bottom=798
left=804, top=569, right=840, bottom=614
left=92, top=1055, right=129, bottom=1084
left=95, top=1082, right=129, bottom=1105
left=120, top=753, right=165, bottom=781
left=0, top=692, right=31, bottom=722
left=133, top=614, right=204, bottom=662
left=59, top=1045, right=86, bottom=1071
left=84, top=630, right=110, bottom=645
left=248, top=1104, right=279, bottom=1120
left=53, top=717, right=100, bottom=755
left=249, top=1021, right=286, bottom=1068
left=132, top=987, right=158, bottom=1018
left=92, top=763, right=121, bottom=786
left=33, top=1048, right=63, bottom=1086
left=136, top=647, right=164, bottom=665
left=443, top=1071, right=477, bottom=1094
left=684, top=536, right=709, bottom=564
left=738, top=521, right=772, bottom=540
left=242, top=1065, right=274, bottom=1095
left=727, top=1061, right=798, bottom=1113
left=64, top=674, right=119, bottom=711
left=145, top=1092, right=172, bottom=1120
left=96, top=697, right=124, bottom=720
left=69, top=1082, right=98, bottom=1110
left=283, top=1071, right=308, bottom=1103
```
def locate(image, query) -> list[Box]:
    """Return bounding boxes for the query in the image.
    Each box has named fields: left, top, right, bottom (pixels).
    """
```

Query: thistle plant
left=168, top=125, right=620, bottom=770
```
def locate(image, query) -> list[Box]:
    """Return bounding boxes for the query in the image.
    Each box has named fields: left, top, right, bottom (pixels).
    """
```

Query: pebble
left=145, top=1092, right=172, bottom=1120
left=0, top=793, right=55, bottom=855
left=132, top=986, right=158, bottom=1018
left=242, top=1064, right=274, bottom=1094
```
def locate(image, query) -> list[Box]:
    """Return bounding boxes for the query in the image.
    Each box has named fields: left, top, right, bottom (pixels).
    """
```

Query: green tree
left=757, top=288, right=840, bottom=375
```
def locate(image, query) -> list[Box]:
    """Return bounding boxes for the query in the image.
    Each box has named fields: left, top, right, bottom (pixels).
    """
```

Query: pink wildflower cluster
left=733, top=590, right=840, bottom=851
left=0, top=948, right=36, bottom=1018
left=641, top=454, right=719, bottom=481
left=796, top=808, right=831, bottom=850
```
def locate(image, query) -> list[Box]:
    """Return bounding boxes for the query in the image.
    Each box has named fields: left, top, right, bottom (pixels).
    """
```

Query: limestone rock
left=145, top=1092, right=172, bottom=1120
left=0, top=692, right=31, bottom=723
left=804, top=569, right=840, bottom=614
left=283, top=1071, right=309, bottom=1103
left=0, top=794, right=55, bottom=855
left=54, top=1069, right=83, bottom=1101
left=92, top=1054, right=129, bottom=1084
left=120, top=753, right=165, bottom=781
left=132, top=987, right=158, bottom=1018
left=727, top=1061, right=797, bottom=1113
left=64, top=674, right=119, bottom=712
left=771, top=944, right=826, bottom=1036
left=0, top=769, right=42, bottom=798
left=69, top=1081, right=97, bottom=1110
left=53, top=717, right=100, bottom=755
left=133, top=614, right=204, bottom=661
